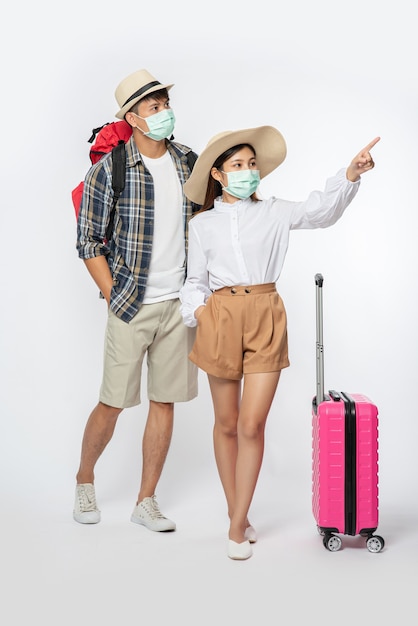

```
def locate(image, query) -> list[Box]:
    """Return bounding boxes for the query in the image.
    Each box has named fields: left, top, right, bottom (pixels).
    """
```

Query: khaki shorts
left=100, top=299, right=198, bottom=408
left=189, top=283, right=290, bottom=380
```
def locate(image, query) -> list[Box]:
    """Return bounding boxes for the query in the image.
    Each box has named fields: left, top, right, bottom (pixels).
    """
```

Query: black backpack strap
left=186, top=150, right=201, bottom=212
left=105, top=141, right=126, bottom=243
left=88, top=123, right=109, bottom=144
left=186, top=150, right=198, bottom=171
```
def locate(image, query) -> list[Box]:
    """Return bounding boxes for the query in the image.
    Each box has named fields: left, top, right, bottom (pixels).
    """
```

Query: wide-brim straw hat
left=183, top=126, right=287, bottom=205
left=115, top=69, right=174, bottom=119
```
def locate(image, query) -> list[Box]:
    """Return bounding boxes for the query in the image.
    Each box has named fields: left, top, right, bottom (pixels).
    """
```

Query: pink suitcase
left=312, top=273, right=384, bottom=552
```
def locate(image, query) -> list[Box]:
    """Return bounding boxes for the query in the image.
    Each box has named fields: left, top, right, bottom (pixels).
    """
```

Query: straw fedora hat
left=183, top=126, right=287, bottom=205
left=115, top=69, right=174, bottom=119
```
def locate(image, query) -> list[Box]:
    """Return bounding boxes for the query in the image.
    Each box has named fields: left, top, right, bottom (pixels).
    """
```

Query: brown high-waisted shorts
left=188, top=283, right=290, bottom=380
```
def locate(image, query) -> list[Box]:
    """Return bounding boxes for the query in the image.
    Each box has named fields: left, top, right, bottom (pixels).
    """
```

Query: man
left=74, top=68, right=199, bottom=531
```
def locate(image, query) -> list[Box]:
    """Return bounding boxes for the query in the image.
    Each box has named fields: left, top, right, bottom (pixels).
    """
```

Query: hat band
left=122, top=81, right=162, bottom=108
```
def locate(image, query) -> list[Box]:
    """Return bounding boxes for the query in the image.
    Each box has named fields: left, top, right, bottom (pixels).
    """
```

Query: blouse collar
left=213, top=196, right=251, bottom=213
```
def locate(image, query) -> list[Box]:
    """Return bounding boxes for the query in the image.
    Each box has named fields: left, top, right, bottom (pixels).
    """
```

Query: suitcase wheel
left=323, top=534, right=342, bottom=552
left=366, top=535, right=385, bottom=553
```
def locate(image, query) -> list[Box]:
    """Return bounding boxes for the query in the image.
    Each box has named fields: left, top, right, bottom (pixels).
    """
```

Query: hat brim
left=183, top=126, right=287, bottom=205
left=115, top=82, right=174, bottom=119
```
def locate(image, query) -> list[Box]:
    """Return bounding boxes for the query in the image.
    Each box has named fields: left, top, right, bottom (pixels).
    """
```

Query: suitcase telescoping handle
left=315, top=273, right=325, bottom=403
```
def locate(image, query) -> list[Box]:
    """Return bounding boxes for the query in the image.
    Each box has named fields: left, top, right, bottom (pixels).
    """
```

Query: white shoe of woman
left=227, top=539, right=253, bottom=560
left=244, top=525, right=257, bottom=543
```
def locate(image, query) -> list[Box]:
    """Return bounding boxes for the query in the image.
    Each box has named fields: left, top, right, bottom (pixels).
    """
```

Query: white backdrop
left=1, top=1, right=417, bottom=621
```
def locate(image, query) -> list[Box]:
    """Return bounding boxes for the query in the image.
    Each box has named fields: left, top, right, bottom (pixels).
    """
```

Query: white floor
left=4, top=469, right=416, bottom=626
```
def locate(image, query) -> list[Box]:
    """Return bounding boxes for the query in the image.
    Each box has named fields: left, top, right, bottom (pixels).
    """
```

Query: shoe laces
left=77, top=484, right=98, bottom=512
left=144, top=495, right=167, bottom=520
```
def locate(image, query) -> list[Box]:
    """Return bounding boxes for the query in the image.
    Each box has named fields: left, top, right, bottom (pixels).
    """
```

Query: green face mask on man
left=132, top=108, right=176, bottom=141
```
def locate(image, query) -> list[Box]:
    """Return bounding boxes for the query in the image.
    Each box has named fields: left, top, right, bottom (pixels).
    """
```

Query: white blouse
left=179, top=168, right=360, bottom=327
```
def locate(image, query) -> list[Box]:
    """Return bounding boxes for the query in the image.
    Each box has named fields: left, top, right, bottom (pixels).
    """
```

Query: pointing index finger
left=363, top=137, right=381, bottom=153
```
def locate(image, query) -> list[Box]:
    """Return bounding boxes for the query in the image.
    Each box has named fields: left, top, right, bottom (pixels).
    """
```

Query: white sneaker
left=73, top=483, right=101, bottom=524
left=131, top=495, right=176, bottom=532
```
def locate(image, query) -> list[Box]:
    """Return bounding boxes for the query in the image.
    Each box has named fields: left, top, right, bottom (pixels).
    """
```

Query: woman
left=179, top=126, right=379, bottom=560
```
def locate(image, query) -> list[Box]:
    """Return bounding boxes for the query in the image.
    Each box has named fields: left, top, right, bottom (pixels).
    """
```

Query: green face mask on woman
left=221, top=169, right=260, bottom=199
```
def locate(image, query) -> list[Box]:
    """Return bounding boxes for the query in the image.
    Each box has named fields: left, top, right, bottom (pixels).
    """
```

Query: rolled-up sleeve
left=76, top=161, right=112, bottom=259
left=179, top=219, right=212, bottom=327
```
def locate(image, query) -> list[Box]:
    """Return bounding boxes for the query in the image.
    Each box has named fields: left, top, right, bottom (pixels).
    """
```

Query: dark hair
left=128, top=88, right=169, bottom=115
left=197, top=143, right=258, bottom=214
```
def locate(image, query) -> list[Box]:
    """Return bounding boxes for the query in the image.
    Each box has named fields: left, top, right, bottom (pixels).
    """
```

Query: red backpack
left=72, top=120, right=132, bottom=220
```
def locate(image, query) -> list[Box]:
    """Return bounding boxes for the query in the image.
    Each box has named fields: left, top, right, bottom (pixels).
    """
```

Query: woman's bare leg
left=208, top=375, right=241, bottom=520
left=230, top=371, right=281, bottom=543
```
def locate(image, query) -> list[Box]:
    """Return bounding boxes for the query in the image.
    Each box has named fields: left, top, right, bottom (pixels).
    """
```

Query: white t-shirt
left=141, top=151, right=185, bottom=303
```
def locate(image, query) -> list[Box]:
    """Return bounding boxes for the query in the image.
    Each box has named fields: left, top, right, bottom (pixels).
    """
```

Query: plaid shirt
left=77, top=136, right=198, bottom=323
